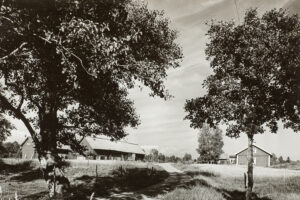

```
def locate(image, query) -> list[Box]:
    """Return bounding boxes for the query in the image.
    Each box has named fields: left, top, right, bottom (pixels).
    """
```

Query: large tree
left=196, top=124, right=223, bottom=163
left=185, top=9, right=300, bottom=200
left=0, top=0, right=182, bottom=196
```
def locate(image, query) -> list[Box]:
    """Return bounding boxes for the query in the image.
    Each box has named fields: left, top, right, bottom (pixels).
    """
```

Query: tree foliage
left=1, top=141, right=20, bottom=158
left=0, top=114, right=14, bottom=142
left=271, top=153, right=277, bottom=165
left=0, top=0, right=182, bottom=156
left=183, top=153, right=192, bottom=162
left=278, top=156, right=284, bottom=163
left=196, top=124, right=223, bottom=163
left=185, top=9, right=300, bottom=138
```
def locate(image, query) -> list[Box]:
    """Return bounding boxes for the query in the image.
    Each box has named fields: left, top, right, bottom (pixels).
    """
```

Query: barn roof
left=235, top=144, right=272, bottom=156
left=20, top=137, right=71, bottom=151
left=85, top=137, right=145, bottom=155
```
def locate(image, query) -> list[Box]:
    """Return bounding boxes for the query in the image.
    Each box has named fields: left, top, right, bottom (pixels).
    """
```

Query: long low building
left=20, top=136, right=145, bottom=161
left=80, top=137, right=145, bottom=161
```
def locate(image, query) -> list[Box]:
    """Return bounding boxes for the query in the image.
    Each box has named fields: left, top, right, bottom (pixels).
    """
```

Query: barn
left=21, top=136, right=145, bottom=161
left=235, top=145, right=272, bottom=167
left=81, top=137, right=145, bottom=161
left=21, top=137, right=74, bottom=159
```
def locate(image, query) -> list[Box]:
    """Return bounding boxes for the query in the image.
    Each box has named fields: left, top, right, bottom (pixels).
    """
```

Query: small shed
left=235, top=145, right=272, bottom=167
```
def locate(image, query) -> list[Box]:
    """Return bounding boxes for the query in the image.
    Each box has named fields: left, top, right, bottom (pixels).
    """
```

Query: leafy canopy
left=0, top=0, right=182, bottom=153
left=185, top=9, right=300, bottom=138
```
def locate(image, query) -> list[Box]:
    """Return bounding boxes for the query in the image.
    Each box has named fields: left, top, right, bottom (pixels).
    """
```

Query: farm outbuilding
left=218, top=153, right=230, bottom=164
left=81, top=137, right=145, bottom=161
left=21, top=136, right=145, bottom=161
left=21, top=137, right=74, bottom=159
left=235, top=145, right=272, bottom=167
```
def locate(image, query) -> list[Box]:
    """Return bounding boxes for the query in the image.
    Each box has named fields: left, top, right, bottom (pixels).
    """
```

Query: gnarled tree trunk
left=246, top=135, right=254, bottom=200
left=38, top=103, right=70, bottom=198
left=40, top=152, right=70, bottom=198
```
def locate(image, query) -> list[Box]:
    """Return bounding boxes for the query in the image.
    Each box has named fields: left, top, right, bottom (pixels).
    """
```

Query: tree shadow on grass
left=0, top=159, right=35, bottom=174
left=185, top=170, right=219, bottom=178
left=68, top=167, right=169, bottom=199
left=218, top=188, right=272, bottom=200
left=10, top=168, right=43, bottom=182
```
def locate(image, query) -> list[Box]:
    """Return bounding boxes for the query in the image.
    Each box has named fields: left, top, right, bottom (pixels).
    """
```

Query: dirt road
left=156, top=163, right=183, bottom=173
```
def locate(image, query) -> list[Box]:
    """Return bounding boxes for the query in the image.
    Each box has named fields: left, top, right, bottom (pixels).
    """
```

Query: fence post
left=244, top=172, right=248, bottom=188
left=96, top=165, right=98, bottom=178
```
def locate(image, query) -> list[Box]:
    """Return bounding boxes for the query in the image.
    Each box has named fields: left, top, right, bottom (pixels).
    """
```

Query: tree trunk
left=246, top=135, right=254, bottom=200
left=39, top=104, right=70, bottom=198
left=40, top=152, right=70, bottom=198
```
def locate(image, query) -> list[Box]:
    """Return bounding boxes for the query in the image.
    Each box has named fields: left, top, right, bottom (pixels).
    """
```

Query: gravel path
left=156, top=163, right=183, bottom=173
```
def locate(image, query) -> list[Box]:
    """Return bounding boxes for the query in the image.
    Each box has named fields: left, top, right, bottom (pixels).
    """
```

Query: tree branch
left=0, top=94, right=39, bottom=146
left=60, top=47, right=96, bottom=77
left=17, top=94, right=24, bottom=110
left=0, top=42, right=27, bottom=61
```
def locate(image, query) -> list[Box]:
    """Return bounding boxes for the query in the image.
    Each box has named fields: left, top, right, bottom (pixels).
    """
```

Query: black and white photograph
left=0, top=0, right=299, bottom=199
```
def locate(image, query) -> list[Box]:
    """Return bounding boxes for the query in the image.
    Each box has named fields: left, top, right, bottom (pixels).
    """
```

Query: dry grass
left=0, top=159, right=168, bottom=200
left=165, top=163, right=300, bottom=200
left=163, top=186, right=225, bottom=200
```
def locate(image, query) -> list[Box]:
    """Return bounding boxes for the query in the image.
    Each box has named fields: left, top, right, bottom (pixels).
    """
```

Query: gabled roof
left=21, top=137, right=71, bottom=150
left=235, top=144, right=272, bottom=156
left=20, top=137, right=30, bottom=146
left=84, top=137, right=145, bottom=155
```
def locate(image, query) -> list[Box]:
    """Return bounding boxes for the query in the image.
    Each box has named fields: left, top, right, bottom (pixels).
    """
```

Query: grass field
left=163, top=163, right=300, bottom=200
left=2, top=159, right=300, bottom=200
left=0, top=159, right=168, bottom=200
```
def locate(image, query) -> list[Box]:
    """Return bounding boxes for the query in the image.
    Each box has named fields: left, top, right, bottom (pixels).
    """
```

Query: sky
left=6, top=0, right=300, bottom=160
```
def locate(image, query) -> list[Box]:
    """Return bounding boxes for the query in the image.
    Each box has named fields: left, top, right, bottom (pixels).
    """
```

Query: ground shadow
left=185, top=170, right=219, bottom=178
left=0, top=159, right=35, bottom=174
left=10, top=168, right=43, bottom=182
left=68, top=167, right=169, bottom=199
left=218, top=188, right=272, bottom=200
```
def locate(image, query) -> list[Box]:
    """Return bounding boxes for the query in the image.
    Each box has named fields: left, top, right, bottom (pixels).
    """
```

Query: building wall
left=236, top=146, right=270, bottom=167
left=21, top=138, right=37, bottom=159
left=80, top=138, right=145, bottom=161
left=22, top=138, right=75, bottom=159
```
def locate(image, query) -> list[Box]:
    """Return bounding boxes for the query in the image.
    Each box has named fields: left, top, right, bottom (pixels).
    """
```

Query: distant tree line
left=144, top=149, right=193, bottom=163
left=271, top=153, right=292, bottom=165
left=0, top=141, right=21, bottom=158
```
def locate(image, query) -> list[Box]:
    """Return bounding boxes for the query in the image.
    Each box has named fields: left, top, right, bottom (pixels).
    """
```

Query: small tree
left=271, top=153, right=277, bottom=165
left=286, top=157, right=291, bottom=163
left=183, top=153, right=192, bottom=162
left=197, top=124, right=223, bottom=163
left=185, top=9, right=300, bottom=200
left=168, top=155, right=177, bottom=163
left=278, top=156, right=284, bottom=164
left=158, top=153, right=166, bottom=163
left=148, top=149, right=159, bottom=162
